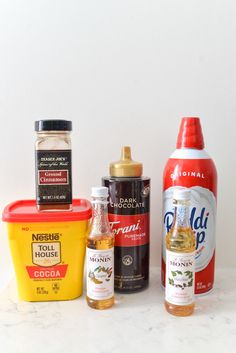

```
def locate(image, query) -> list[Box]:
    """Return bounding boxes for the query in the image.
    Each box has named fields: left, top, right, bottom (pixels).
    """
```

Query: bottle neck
left=172, top=200, right=190, bottom=229
left=37, top=131, right=71, bottom=136
left=170, top=148, right=210, bottom=160
left=90, top=201, right=111, bottom=235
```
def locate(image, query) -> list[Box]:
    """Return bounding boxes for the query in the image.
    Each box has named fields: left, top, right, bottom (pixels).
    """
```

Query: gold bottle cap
left=110, top=146, right=143, bottom=177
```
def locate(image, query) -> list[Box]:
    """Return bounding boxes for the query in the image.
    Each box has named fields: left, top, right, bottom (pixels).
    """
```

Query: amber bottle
left=86, top=187, right=115, bottom=309
left=165, top=189, right=195, bottom=316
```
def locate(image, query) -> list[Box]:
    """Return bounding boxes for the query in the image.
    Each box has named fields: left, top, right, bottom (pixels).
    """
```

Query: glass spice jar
left=35, top=119, right=73, bottom=212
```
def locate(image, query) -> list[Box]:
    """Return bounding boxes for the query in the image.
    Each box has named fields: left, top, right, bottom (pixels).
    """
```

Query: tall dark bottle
left=102, top=146, right=150, bottom=293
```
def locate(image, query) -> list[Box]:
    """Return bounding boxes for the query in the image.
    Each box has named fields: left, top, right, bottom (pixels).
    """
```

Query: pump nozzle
left=110, top=146, right=143, bottom=177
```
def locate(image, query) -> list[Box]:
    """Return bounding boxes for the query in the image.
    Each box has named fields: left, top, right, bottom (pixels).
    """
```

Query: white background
left=0, top=0, right=235, bottom=288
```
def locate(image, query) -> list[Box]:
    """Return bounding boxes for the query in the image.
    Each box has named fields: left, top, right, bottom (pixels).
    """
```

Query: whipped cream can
left=162, top=117, right=217, bottom=295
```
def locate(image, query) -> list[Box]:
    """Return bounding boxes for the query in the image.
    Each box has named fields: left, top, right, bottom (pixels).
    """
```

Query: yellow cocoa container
left=2, top=199, right=92, bottom=301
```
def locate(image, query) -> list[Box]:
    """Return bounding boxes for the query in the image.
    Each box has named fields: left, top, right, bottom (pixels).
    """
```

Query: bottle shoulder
left=102, top=176, right=150, bottom=182
left=163, top=148, right=217, bottom=181
left=87, top=232, right=114, bottom=239
left=169, top=148, right=210, bottom=159
left=166, top=227, right=196, bottom=252
left=87, top=233, right=115, bottom=250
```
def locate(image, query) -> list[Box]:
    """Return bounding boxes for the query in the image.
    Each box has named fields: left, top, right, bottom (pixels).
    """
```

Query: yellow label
left=7, top=220, right=89, bottom=301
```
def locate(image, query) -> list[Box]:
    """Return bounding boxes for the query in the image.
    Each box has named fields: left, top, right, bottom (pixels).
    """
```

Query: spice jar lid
left=35, top=120, right=72, bottom=132
left=110, top=146, right=143, bottom=177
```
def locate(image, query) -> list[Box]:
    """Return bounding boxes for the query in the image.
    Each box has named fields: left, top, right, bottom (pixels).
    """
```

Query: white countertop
left=0, top=268, right=235, bottom=353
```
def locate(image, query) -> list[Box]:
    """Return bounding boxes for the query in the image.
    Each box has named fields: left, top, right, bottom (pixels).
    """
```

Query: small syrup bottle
left=165, top=189, right=196, bottom=316
left=86, top=187, right=114, bottom=310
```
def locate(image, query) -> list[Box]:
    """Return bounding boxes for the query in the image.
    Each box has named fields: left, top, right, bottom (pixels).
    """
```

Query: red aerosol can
left=162, top=117, right=217, bottom=295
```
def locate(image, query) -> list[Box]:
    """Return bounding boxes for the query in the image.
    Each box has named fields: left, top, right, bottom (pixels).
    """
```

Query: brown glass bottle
left=102, top=146, right=150, bottom=293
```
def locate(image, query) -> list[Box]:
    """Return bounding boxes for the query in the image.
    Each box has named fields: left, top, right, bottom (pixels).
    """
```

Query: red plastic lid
left=176, top=117, right=204, bottom=149
left=2, top=199, right=92, bottom=223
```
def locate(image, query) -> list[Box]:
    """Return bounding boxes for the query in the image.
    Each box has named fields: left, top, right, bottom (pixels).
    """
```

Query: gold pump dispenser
left=109, top=146, right=143, bottom=177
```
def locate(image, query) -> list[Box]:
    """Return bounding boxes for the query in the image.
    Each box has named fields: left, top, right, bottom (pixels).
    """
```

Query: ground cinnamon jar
left=35, top=119, right=72, bottom=212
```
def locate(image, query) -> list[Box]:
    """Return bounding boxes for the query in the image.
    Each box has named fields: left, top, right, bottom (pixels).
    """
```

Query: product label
left=104, top=178, right=150, bottom=216
left=109, top=213, right=149, bottom=247
left=26, top=232, right=68, bottom=280
left=32, top=242, right=61, bottom=267
left=35, top=150, right=72, bottom=205
left=165, top=250, right=195, bottom=305
left=109, top=197, right=145, bottom=209
left=86, top=248, right=114, bottom=300
left=38, top=170, right=69, bottom=185
left=26, top=264, right=68, bottom=279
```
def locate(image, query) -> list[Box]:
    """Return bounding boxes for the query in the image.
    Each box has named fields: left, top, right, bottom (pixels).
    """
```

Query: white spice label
left=165, top=250, right=195, bottom=306
left=86, top=248, right=114, bottom=301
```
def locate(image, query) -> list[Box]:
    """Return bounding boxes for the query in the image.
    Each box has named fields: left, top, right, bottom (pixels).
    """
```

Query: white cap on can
left=173, top=188, right=191, bottom=200
left=91, top=186, right=109, bottom=198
